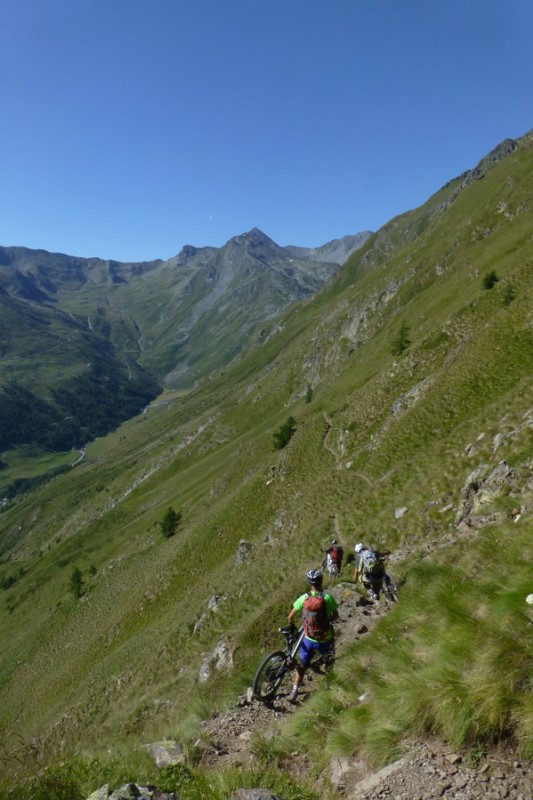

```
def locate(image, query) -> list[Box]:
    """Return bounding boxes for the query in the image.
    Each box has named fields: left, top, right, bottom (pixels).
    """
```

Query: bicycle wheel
left=252, top=650, right=290, bottom=700
left=383, top=573, right=399, bottom=602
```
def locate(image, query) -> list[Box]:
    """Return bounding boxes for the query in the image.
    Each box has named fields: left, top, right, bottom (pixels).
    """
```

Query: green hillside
left=1, top=130, right=532, bottom=797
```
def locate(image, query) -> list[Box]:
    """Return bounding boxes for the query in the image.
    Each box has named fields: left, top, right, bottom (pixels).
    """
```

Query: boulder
left=87, top=787, right=110, bottom=800
left=198, top=637, right=234, bottom=682
left=143, top=739, right=185, bottom=768
left=235, top=539, right=252, bottom=565
left=109, top=785, right=142, bottom=800
left=208, top=594, right=226, bottom=612
left=231, top=791, right=283, bottom=800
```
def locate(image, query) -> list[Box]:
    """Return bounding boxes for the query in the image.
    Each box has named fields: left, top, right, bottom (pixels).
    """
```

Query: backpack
left=360, top=549, right=385, bottom=579
left=303, top=592, right=330, bottom=641
left=332, top=545, right=344, bottom=563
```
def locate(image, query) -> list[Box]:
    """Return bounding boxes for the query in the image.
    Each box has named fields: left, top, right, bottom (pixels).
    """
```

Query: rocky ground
left=196, top=574, right=532, bottom=800
left=348, top=741, right=533, bottom=800
left=197, top=580, right=388, bottom=772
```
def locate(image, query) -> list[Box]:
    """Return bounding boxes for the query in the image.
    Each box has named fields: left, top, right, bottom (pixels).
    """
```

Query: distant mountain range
left=0, top=228, right=371, bottom=449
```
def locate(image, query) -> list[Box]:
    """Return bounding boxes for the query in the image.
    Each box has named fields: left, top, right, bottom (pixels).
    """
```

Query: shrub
left=482, top=270, right=499, bottom=289
left=69, top=567, right=84, bottom=599
left=504, top=285, right=515, bottom=305
left=391, top=322, right=411, bottom=356
left=273, top=416, right=296, bottom=450
left=159, top=506, right=182, bottom=538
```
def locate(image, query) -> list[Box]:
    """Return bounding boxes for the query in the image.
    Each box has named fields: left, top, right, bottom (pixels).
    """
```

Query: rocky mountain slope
left=284, top=231, right=372, bottom=265
left=0, top=228, right=359, bottom=390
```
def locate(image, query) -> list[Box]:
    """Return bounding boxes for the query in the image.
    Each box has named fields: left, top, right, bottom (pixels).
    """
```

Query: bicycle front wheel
left=252, top=650, right=290, bottom=700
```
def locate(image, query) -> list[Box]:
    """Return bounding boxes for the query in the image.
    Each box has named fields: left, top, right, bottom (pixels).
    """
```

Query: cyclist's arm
left=288, top=606, right=298, bottom=626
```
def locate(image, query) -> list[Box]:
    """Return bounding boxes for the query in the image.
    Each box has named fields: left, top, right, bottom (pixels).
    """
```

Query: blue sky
left=2, top=1, right=533, bottom=262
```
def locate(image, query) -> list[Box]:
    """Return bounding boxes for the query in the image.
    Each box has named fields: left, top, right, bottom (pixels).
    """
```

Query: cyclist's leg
left=318, top=638, right=335, bottom=668
left=290, top=637, right=316, bottom=701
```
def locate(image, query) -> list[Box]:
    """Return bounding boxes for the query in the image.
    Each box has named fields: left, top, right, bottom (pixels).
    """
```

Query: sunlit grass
left=286, top=522, right=533, bottom=767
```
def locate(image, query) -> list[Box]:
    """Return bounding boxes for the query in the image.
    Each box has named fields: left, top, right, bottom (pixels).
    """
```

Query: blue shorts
left=299, top=636, right=335, bottom=667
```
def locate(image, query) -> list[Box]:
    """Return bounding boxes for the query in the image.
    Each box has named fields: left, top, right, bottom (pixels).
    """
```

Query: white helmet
left=354, top=542, right=365, bottom=553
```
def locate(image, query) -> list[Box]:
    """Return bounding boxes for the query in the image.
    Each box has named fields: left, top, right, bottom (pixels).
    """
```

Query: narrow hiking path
left=195, top=517, right=533, bottom=797
left=197, top=580, right=389, bottom=771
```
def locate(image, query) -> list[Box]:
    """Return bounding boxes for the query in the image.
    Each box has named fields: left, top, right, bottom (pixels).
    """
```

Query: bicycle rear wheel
left=383, top=573, right=399, bottom=602
left=252, top=650, right=290, bottom=700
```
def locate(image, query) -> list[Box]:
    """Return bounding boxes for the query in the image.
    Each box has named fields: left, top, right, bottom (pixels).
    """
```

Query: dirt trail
left=198, top=581, right=389, bottom=772
left=197, top=551, right=532, bottom=799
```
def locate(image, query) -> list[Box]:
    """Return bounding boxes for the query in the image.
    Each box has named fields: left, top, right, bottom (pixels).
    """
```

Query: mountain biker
left=353, top=542, right=391, bottom=601
left=322, top=539, right=344, bottom=576
left=287, top=568, right=339, bottom=703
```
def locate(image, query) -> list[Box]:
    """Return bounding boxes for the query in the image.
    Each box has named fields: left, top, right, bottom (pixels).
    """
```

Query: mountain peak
left=227, top=228, right=275, bottom=248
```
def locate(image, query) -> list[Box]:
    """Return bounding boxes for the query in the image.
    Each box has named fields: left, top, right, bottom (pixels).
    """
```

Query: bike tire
left=383, top=573, right=399, bottom=602
left=252, top=650, right=290, bottom=700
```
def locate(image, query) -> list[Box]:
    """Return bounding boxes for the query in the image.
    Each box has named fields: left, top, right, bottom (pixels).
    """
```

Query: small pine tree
left=504, top=285, right=515, bottom=305
left=305, top=384, right=313, bottom=403
left=70, top=567, right=84, bottom=599
left=482, top=270, right=499, bottom=290
left=159, top=506, right=182, bottom=539
left=391, top=322, right=411, bottom=356
left=273, top=416, right=297, bottom=450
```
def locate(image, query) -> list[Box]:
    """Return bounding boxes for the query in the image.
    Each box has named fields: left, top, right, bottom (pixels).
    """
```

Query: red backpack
left=332, top=545, right=344, bottom=564
left=303, top=592, right=330, bottom=641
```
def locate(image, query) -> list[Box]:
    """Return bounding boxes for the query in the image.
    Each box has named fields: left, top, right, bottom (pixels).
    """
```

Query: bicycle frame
left=281, top=624, right=305, bottom=662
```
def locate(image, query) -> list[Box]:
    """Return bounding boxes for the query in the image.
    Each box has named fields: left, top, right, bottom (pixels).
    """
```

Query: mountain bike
left=321, top=551, right=340, bottom=580
left=360, top=557, right=399, bottom=603
left=382, top=570, right=399, bottom=602
left=252, top=624, right=305, bottom=701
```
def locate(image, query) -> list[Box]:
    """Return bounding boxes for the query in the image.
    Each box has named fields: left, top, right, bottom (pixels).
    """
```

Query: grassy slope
left=1, top=132, right=533, bottom=790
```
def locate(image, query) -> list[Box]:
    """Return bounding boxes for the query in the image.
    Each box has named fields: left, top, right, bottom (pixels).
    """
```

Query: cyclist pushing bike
left=321, top=539, right=344, bottom=578
left=353, top=542, right=391, bottom=601
left=287, top=568, right=339, bottom=703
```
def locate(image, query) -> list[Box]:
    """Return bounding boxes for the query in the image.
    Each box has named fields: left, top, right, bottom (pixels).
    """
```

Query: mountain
left=0, top=229, right=368, bottom=456
left=285, top=230, right=372, bottom=264
left=127, top=227, right=346, bottom=386
left=1, top=129, right=533, bottom=796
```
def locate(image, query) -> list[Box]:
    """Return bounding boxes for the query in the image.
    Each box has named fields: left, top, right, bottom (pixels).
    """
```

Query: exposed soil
left=197, top=570, right=532, bottom=799
left=197, top=580, right=387, bottom=772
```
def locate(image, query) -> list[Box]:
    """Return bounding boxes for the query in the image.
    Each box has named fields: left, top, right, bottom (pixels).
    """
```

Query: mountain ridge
left=0, top=228, right=371, bottom=454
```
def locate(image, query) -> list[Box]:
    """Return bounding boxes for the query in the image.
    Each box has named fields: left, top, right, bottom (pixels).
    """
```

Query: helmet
left=306, top=568, right=323, bottom=584
left=331, top=539, right=337, bottom=545
left=355, top=542, right=365, bottom=553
